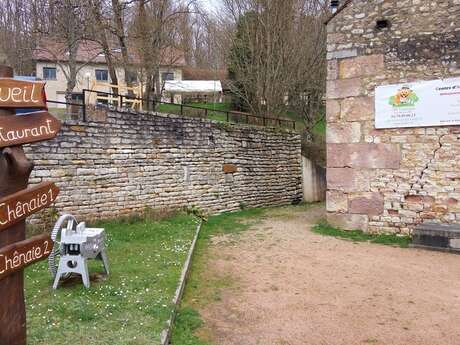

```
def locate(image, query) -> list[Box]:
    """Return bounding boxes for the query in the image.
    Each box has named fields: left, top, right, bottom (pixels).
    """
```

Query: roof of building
left=182, top=67, right=228, bottom=81
left=33, top=39, right=186, bottom=67
left=325, top=0, right=354, bottom=25
left=164, top=80, right=223, bottom=93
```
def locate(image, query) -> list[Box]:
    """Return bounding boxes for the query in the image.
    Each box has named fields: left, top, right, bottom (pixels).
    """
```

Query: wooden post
left=0, top=65, right=33, bottom=345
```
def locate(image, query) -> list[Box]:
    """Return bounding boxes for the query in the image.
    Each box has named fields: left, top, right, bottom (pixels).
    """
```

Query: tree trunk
left=93, top=1, right=118, bottom=94
left=112, top=0, right=132, bottom=89
left=145, top=73, right=154, bottom=111
left=0, top=65, right=34, bottom=345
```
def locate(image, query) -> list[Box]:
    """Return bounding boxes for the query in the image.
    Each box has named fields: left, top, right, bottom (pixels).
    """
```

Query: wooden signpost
left=0, top=78, right=46, bottom=108
left=0, top=182, right=60, bottom=231
left=0, top=234, right=53, bottom=280
left=0, top=111, right=61, bottom=147
left=0, top=65, right=60, bottom=345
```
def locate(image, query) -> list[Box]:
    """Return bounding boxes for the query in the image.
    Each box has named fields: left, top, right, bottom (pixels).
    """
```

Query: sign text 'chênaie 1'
left=0, top=182, right=60, bottom=231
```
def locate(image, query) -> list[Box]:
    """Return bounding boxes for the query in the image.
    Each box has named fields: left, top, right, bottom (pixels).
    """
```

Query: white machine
left=49, top=214, right=109, bottom=289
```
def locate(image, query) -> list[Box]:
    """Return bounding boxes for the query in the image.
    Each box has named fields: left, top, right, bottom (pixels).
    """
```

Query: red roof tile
left=33, top=39, right=186, bottom=67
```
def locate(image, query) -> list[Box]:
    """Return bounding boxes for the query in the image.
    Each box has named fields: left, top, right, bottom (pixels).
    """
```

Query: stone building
left=325, top=0, right=460, bottom=234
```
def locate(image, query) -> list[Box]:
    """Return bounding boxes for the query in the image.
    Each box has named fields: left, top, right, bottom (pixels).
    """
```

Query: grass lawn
left=157, top=103, right=183, bottom=114
left=171, top=207, right=268, bottom=345
left=156, top=102, right=303, bottom=129
left=25, top=212, right=199, bottom=345
left=312, top=220, right=411, bottom=248
left=157, top=102, right=231, bottom=123
left=312, top=117, right=326, bottom=135
left=285, top=110, right=326, bottom=135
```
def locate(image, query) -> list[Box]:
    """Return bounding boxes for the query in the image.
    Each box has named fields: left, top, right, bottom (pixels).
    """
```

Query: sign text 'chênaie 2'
left=0, top=234, right=52, bottom=281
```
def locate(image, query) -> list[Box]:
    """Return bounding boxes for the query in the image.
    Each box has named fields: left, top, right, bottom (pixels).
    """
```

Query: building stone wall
left=26, top=108, right=301, bottom=224
left=326, top=0, right=460, bottom=234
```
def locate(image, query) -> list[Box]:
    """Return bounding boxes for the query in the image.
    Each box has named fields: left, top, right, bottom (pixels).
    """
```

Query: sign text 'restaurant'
left=0, top=111, right=61, bottom=148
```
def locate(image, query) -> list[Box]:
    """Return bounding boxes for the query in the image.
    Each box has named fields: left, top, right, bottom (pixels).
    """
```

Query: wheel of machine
left=49, top=214, right=78, bottom=280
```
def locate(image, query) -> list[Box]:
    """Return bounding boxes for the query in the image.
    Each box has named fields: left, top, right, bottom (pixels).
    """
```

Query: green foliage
left=312, top=220, right=411, bottom=248
left=301, top=130, right=326, bottom=167
left=26, top=213, right=199, bottom=345
left=313, top=117, right=326, bottom=135
left=171, top=307, right=210, bottom=345
left=157, top=102, right=233, bottom=121
left=27, top=207, right=60, bottom=236
left=227, top=11, right=257, bottom=112
left=185, top=205, right=208, bottom=222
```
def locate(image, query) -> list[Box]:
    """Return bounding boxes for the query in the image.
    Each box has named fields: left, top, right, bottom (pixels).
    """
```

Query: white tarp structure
left=163, top=80, right=223, bottom=93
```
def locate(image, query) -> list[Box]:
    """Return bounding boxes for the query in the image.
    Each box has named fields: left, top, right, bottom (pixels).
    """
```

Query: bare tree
left=0, top=0, right=38, bottom=74
left=88, top=0, right=119, bottom=93
left=111, top=0, right=135, bottom=87
left=224, top=0, right=328, bottom=131
left=175, top=6, right=230, bottom=69
left=131, top=0, right=195, bottom=106
left=33, top=0, right=99, bottom=103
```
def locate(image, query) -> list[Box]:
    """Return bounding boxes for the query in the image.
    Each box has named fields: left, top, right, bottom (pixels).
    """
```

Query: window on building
left=161, top=72, right=174, bottom=81
left=71, top=93, right=83, bottom=103
left=95, top=69, right=109, bottom=81
left=43, top=67, right=57, bottom=80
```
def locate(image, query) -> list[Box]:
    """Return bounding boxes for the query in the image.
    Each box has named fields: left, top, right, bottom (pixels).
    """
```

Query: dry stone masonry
left=26, top=108, right=301, bottom=224
left=326, top=0, right=460, bottom=234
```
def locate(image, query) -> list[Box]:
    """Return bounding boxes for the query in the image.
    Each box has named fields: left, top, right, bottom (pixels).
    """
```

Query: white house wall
left=35, top=62, right=182, bottom=106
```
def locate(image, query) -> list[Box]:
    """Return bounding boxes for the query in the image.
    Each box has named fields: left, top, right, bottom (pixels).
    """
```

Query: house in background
left=33, top=40, right=185, bottom=107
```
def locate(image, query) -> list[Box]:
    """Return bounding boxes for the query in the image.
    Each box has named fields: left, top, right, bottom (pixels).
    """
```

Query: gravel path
left=197, top=205, right=460, bottom=345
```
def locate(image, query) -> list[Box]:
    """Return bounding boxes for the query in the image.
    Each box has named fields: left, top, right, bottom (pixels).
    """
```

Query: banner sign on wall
left=375, top=77, right=460, bottom=129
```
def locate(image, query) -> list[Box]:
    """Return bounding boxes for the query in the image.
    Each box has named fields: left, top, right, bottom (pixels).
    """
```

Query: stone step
left=412, top=223, right=460, bottom=253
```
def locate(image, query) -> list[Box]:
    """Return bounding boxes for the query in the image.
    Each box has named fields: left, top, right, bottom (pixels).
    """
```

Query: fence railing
left=47, top=89, right=297, bottom=130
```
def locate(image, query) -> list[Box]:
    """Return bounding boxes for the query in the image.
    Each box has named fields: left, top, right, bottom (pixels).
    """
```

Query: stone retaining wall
left=26, top=108, right=302, bottom=224
left=326, top=0, right=460, bottom=234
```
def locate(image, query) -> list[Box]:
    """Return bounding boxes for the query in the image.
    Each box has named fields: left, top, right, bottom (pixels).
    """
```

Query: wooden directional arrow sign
left=0, top=182, right=59, bottom=232
left=0, top=111, right=61, bottom=148
left=0, top=78, right=46, bottom=108
left=0, top=234, right=53, bottom=281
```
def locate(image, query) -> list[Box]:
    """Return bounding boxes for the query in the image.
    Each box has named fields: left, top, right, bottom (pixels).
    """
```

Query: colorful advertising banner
left=375, top=77, right=460, bottom=129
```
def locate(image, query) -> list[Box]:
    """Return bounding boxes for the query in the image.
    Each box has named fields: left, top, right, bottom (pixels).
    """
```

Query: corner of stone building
left=326, top=1, right=460, bottom=234
left=325, top=3, right=396, bottom=234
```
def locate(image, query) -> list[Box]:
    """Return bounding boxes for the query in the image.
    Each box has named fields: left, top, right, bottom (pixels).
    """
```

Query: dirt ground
left=197, top=204, right=460, bottom=345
